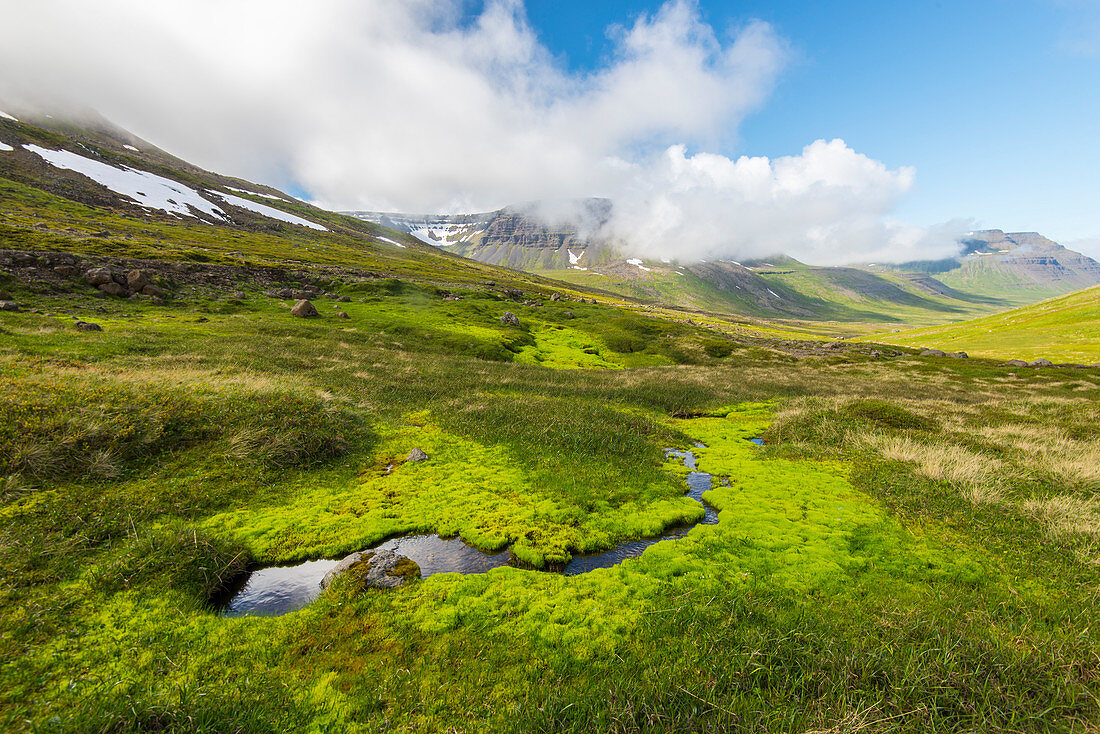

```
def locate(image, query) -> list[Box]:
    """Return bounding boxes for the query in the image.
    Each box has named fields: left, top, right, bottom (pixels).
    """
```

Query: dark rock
left=919, top=348, right=946, bottom=357
left=323, top=292, right=339, bottom=299
left=141, top=284, right=167, bottom=299
left=195, top=317, right=209, bottom=323
left=98, top=282, right=126, bottom=297
left=151, top=296, right=167, bottom=306
left=1005, top=359, right=1028, bottom=367
left=562, top=310, right=574, bottom=319
left=320, top=549, right=420, bottom=591
left=500, top=312, right=521, bottom=327
left=291, top=299, right=320, bottom=318
left=0, top=290, right=10, bottom=301
left=1029, top=359, right=1053, bottom=368
left=84, top=267, right=113, bottom=286
left=74, top=321, right=102, bottom=332
left=126, top=269, right=150, bottom=291
left=947, top=352, right=969, bottom=359
left=407, top=448, right=429, bottom=463
left=0, top=301, right=19, bottom=312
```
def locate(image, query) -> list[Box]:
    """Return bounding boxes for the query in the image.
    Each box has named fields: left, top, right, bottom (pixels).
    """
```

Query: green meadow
left=2, top=266, right=1099, bottom=732
left=879, top=285, right=1100, bottom=363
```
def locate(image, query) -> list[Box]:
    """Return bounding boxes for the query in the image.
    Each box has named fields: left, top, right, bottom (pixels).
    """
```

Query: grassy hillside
left=878, top=285, right=1100, bottom=363
left=2, top=115, right=1100, bottom=733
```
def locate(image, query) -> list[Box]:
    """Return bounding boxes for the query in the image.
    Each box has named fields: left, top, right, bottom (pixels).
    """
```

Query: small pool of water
left=221, top=447, right=721, bottom=615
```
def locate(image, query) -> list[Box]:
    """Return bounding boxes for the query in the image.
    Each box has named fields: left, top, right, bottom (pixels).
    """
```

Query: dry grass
left=857, top=433, right=1004, bottom=489
left=1022, top=494, right=1100, bottom=540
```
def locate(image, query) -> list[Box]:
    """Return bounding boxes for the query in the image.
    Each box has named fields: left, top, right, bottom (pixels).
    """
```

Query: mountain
left=348, top=201, right=1093, bottom=325
left=881, top=229, right=1100, bottom=306
left=348, top=198, right=618, bottom=271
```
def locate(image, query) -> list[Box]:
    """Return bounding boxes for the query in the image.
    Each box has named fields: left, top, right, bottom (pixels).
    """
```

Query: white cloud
left=0, top=0, right=954, bottom=265
left=605, top=140, right=966, bottom=264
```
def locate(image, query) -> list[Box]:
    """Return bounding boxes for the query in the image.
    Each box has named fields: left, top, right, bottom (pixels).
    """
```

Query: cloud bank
left=0, top=0, right=960, bottom=264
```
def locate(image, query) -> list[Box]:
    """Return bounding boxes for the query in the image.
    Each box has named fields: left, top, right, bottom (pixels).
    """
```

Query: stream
left=221, top=442, right=755, bottom=617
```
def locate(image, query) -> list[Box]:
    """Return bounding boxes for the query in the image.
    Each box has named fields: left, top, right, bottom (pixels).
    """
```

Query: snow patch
left=0, top=110, right=17, bottom=122
left=567, top=249, right=585, bottom=265
left=626, top=258, right=651, bottom=272
left=123, top=144, right=139, bottom=152
left=0, top=142, right=12, bottom=152
left=570, top=266, right=588, bottom=271
left=766, top=288, right=781, bottom=299
left=377, top=236, right=406, bottom=248
left=225, top=186, right=284, bottom=201
left=208, top=190, right=328, bottom=231
left=24, top=144, right=227, bottom=221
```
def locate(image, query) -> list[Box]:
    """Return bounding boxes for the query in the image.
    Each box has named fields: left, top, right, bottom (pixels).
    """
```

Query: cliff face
left=346, top=199, right=617, bottom=270
left=956, top=230, right=1100, bottom=290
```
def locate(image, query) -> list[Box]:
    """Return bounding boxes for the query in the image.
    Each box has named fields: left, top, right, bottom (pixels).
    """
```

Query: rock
left=291, top=299, right=319, bottom=318
left=562, top=310, right=575, bottom=319
left=141, top=284, right=167, bottom=299
left=503, top=287, right=524, bottom=300
left=1005, top=359, right=1028, bottom=367
left=947, top=352, right=969, bottom=359
left=151, top=296, right=167, bottom=306
left=84, top=268, right=113, bottom=286
left=320, top=549, right=420, bottom=591
left=0, top=290, right=10, bottom=301
left=550, top=292, right=561, bottom=302
left=1058, top=363, right=1086, bottom=369
left=0, top=301, right=19, bottom=312
left=230, top=291, right=246, bottom=299
left=195, top=317, right=209, bottom=323
left=323, top=292, right=339, bottom=299
left=407, top=448, right=429, bottom=463
left=99, top=282, right=126, bottom=297
left=52, top=265, right=80, bottom=277
left=336, top=311, right=350, bottom=319
left=337, top=296, right=351, bottom=303
left=500, top=312, right=521, bottom=327
left=919, top=349, right=946, bottom=357
left=74, top=321, right=102, bottom=332
left=126, top=269, right=150, bottom=291
left=1028, top=359, right=1053, bottom=368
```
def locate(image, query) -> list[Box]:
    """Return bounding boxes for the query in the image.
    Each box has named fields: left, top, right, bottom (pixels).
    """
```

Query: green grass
left=1, top=279, right=1098, bottom=731
left=876, top=285, right=1100, bottom=363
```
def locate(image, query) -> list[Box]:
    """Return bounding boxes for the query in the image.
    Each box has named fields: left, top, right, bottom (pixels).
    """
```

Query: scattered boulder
left=52, top=265, right=79, bottom=278
left=320, top=549, right=420, bottom=591
left=407, top=448, right=430, bottom=463
left=291, top=299, right=320, bottom=318
left=0, top=301, right=19, bottom=312
left=99, top=282, right=126, bottom=297
left=919, top=348, right=946, bottom=357
left=126, top=269, right=150, bottom=292
left=1029, top=359, right=1053, bottom=368
left=141, top=284, right=167, bottom=299
left=230, top=291, right=246, bottom=299
left=947, top=352, right=969, bottom=359
left=1005, top=359, right=1028, bottom=367
left=74, top=321, right=102, bottom=332
left=503, top=287, right=524, bottom=300
left=550, top=293, right=561, bottom=302
left=336, top=311, right=350, bottom=319
left=337, top=296, right=351, bottom=303
left=500, top=312, right=521, bottom=327
left=562, top=310, right=575, bottom=319
left=84, top=268, right=113, bottom=287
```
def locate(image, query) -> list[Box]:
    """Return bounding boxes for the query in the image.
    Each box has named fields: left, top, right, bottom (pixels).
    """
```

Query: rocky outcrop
left=500, top=312, right=520, bottom=327
left=320, top=549, right=420, bottom=591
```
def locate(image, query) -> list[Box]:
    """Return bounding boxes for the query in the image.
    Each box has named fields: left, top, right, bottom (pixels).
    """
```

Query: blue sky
left=524, top=0, right=1100, bottom=243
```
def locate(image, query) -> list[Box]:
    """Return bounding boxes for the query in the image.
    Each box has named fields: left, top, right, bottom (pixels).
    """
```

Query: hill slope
left=877, top=284, right=1100, bottom=363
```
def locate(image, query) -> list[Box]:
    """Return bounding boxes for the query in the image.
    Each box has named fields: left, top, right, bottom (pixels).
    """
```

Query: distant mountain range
left=346, top=202, right=1100, bottom=324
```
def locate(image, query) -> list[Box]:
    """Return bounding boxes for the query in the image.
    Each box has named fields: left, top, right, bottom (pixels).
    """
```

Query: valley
left=2, top=109, right=1099, bottom=733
